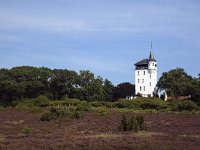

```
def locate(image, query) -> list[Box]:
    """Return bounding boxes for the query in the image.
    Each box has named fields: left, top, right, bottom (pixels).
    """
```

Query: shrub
left=133, top=98, right=169, bottom=110
left=118, top=114, right=146, bottom=132
left=40, top=107, right=83, bottom=121
left=22, top=127, right=32, bottom=135
left=50, top=100, right=66, bottom=107
left=34, top=95, right=50, bottom=107
left=76, top=101, right=91, bottom=111
left=113, top=100, right=135, bottom=109
left=136, top=115, right=145, bottom=130
left=95, top=107, right=111, bottom=116
left=10, top=100, right=20, bottom=107
left=16, top=99, right=35, bottom=108
left=63, top=98, right=82, bottom=106
left=170, top=100, right=199, bottom=112
left=113, top=98, right=169, bottom=111
left=90, top=101, right=113, bottom=108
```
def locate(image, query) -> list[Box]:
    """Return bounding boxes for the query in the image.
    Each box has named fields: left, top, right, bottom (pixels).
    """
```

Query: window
left=150, top=82, right=151, bottom=86
left=143, top=86, right=145, bottom=91
left=142, top=79, right=144, bottom=83
left=152, top=63, right=154, bottom=66
left=140, top=86, right=142, bottom=91
left=143, top=71, right=145, bottom=75
left=138, top=71, right=139, bottom=76
left=150, top=75, right=151, bottom=79
left=138, top=79, right=140, bottom=83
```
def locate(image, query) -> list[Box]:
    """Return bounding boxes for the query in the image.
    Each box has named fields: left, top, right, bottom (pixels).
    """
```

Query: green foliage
left=103, top=79, right=114, bottom=101
left=157, top=68, right=200, bottom=104
left=113, top=82, right=135, bottom=100
left=169, top=100, right=199, bottom=112
left=49, top=100, right=66, bottom=107
left=63, top=98, right=82, bottom=106
left=77, top=70, right=104, bottom=101
left=22, top=127, right=33, bottom=135
left=93, top=107, right=111, bottom=116
left=118, top=115, right=146, bottom=132
left=15, top=99, right=35, bottom=108
left=50, top=98, right=82, bottom=107
left=113, top=97, right=169, bottom=111
left=34, top=95, right=50, bottom=107
left=90, top=101, right=113, bottom=108
left=40, top=107, right=83, bottom=121
left=15, top=95, right=50, bottom=108
left=0, top=67, right=114, bottom=105
left=76, top=101, right=91, bottom=111
left=133, top=98, right=169, bottom=110
left=50, top=69, right=79, bottom=100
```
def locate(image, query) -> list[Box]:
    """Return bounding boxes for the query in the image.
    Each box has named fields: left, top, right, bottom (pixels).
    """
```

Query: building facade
left=134, top=51, right=157, bottom=97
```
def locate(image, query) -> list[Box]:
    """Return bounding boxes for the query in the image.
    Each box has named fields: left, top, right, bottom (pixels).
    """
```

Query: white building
left=134, top=51, right=157, bottom=97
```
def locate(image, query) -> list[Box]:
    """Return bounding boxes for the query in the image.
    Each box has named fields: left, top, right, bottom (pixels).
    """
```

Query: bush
left=40, top=107, right=83, bottom=121
left=63, top=98, right=82, bottom=106
left=22, top=127, right=32, bottom=135
left=16, top=99, right=35, bottom=108
left=113, top=100, right=136, bottom=109
left=34, top=95, right=50, bottom=107
left=94, top=107, right=111, bottom=116
left=90, top=101, right=113, bottom=108
left=133, top=98, right=169, bottom=110
left=50, top=100, right=66, bottom=107
left=118, top=114, right=146, bottom=132
left=76, top=101, right=91, bottom=111
left=170, top=100, right=199, bottom=112
left=113, top=98, right=169, bottom=111
left=10, top=100, right=20, bottom=107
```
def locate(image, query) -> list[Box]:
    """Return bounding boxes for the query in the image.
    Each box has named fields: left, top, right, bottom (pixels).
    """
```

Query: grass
left=116, top=108, right=159, bottom=113
left=134, top=131, right=167, bottom=138
left=22, top=127, right=33, bottom=135
left=65, top=131, right=167, bottom=141
left=179, top=134, right=200, bottom=139
left=0, top=134, right=5, bottom=143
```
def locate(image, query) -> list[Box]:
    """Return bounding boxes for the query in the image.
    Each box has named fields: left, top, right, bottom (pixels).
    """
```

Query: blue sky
left=0, top=0, right=200, bottom=85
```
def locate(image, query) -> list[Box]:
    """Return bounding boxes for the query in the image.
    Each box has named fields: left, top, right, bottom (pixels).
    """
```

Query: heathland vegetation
left=0, top=66, right=199, bottom=149
left=0, top=66, right=199, bottom=116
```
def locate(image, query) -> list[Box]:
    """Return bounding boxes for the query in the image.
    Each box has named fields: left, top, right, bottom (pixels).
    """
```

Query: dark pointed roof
left=134, top=51, right=156, bottom=68
left=149, top=51, right=155, bottom=61
left=134, top=59, right=149, bottom=66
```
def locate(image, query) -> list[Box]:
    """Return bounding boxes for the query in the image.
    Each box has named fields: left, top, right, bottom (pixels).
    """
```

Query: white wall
left=135, top=62, right=157, bottom=97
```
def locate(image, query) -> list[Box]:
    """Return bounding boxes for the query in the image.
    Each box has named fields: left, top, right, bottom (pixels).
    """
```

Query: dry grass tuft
left=180, top=134, right=200, bottom=139
left=134, top=131, right=167, bottom=138
left=0, top=134, right=5, bottom=143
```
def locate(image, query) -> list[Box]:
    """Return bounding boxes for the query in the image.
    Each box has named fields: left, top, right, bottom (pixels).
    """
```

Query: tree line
left=0, top=66, right=199, bottom=105
left=0, top=66, right=134, bottom=105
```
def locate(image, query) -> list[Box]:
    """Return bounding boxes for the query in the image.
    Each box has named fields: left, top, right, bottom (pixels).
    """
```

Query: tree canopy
left=0, top=66, right=114, bottom=104
left=113, top=82, right=135, bottom=100
left=157, top=68, right=200, bottom=104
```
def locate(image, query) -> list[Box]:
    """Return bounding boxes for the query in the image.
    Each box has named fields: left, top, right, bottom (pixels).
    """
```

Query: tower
left=134, top=49, right=157, bottom=97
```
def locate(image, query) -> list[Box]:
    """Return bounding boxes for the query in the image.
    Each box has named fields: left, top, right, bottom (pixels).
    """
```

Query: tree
left=77, top=70, right=104, bottom=101
left=0, top=66, right=115, bottom=104
left=50, top=69, right=78, bottom=100
left=103, top=79, right=114, bottom=101
left=157, top=68, right=200, bottom=104
left=113, top=82, right=135, bottom=100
